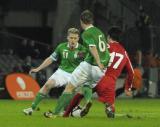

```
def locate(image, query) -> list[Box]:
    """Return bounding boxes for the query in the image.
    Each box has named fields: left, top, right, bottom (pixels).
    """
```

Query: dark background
left=0, top=0, right=160, bottom=98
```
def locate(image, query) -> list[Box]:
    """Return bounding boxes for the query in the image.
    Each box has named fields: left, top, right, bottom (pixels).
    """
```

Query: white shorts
left=48, top=68, right=72, bottom=87
left=70, top=61, right=105, bottom=87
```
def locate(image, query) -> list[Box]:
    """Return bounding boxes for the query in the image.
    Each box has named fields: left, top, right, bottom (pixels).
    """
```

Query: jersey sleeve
left=49, top=44, right=60, bottom=61
left=82, top=33, right=95, bottom=47
left=124, top=51, right=134, bottom=90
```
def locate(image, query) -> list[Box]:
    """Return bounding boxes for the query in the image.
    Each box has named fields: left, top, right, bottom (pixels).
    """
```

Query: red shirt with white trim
left=106, top=41, right=134, bottom=90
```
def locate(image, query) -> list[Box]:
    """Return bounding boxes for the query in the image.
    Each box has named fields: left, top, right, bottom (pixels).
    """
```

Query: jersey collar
left=67, top=43, right=79, bottom=49
left=85, top=25, right=94, bottom=31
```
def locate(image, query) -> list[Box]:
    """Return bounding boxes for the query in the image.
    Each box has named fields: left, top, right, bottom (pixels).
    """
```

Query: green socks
left=53, top=86, right=92, bottom=115
left=53, top=93, right=73, bottom=115
left=82, top=86, right=92, bottom=103
left=31, top=92, right=46, bottom=110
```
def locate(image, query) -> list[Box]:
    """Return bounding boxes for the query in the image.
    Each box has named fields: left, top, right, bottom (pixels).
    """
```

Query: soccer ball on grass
left=71, top=106, right=82, bottom=117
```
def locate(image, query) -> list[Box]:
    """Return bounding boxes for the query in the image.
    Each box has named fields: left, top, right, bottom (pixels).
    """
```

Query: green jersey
left=50, top=42, right=86, bottom=73
left=81, top=26, right=110, bottom=66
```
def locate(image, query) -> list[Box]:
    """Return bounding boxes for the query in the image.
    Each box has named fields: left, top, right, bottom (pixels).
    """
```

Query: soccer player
left=23, top=28, right=87, bottom=115
left=63, top=26, right=134, bottom=118
left=44, top=10, right=110, bottom=118
left=94, top=26, right=134, bottom=118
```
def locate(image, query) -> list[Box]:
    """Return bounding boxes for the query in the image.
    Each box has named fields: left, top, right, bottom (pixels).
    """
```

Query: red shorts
left=95, top=76, right=115, bottom=105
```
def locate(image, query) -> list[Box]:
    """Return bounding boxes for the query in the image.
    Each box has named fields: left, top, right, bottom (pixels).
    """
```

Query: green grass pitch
left=0, top=98, right=160, bottom=127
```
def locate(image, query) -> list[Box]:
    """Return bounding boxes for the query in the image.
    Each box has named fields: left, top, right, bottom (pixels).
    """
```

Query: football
left=71, top=106, right=82, bottom=117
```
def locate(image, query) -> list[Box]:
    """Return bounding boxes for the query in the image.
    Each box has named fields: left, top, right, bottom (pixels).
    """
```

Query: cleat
left=106, top=111, right=115, bottom=118
left=105, top=107, right=115, bottom=118
left=80, top=102, right=92, bottom=117
left=23, top=107, right=33, bottom=115
left=44, top=111, right=57, bottom=118
left=105, top=104, right=115, bottom=118
left=35, top=107, right=40, bottom=111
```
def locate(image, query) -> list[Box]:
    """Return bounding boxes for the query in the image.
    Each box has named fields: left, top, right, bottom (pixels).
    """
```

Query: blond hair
left=67, top=28, right=80, bottom=35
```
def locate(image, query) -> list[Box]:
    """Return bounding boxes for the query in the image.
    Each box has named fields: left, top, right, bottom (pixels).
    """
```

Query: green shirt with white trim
left=50, top=42, right=87, bottom=73
left=81, top=26, right=110, bottom=66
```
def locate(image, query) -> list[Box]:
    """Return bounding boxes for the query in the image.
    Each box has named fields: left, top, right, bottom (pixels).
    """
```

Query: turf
left=0, top=98, right=160, bottom=127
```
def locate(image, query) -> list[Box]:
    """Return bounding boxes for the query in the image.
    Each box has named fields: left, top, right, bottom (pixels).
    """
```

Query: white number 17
left=108, top=52, right=124, bottom=69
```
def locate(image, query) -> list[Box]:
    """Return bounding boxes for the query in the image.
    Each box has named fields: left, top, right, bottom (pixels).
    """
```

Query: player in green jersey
left=23, top=28, right=87, bottom=115
left=44, top=10, right=110, bottom=118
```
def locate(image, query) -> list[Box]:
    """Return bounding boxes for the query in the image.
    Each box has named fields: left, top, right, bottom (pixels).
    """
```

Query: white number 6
left=98, top=35, right=106, bottom=52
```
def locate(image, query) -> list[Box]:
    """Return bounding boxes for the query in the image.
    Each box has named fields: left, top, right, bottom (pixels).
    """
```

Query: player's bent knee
left=41, top=79, right=56, bottom=94
left=46, top=79, right=56, bottom=88
left=64, top=83, right=75, bottom=93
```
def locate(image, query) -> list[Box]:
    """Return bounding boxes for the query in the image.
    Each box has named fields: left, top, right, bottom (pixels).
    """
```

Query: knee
left=45, top=80, right=55, bottom=89
left=41, top=80, right=55, bottom=93
left=64, top=83, right=75, bottom=93
left=44, top=84, right=50, bottom=91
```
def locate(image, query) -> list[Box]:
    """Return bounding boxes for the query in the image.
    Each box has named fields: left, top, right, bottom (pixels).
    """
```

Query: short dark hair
left=108, top=26, right=122, bottom=41
left=80, top=10, right=94, bottom=24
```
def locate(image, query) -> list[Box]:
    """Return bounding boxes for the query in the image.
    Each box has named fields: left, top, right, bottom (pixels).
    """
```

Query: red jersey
left=106, top=41, right=134, bottom=90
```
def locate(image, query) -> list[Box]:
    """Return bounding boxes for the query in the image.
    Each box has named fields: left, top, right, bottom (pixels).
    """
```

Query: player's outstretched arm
left=124, top=51, right=134, bottom=96
left=29, top=57, right=53, bottom=74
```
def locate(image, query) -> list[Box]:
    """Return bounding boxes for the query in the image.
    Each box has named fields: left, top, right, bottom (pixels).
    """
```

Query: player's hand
left=77, top=51, right=85, bottom=59
left=29, top=68, right=40, bottom=75
left=125, top=89, right=132, bottom=96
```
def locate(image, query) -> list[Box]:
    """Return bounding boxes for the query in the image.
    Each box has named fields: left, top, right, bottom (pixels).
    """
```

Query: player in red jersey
left=95, top=27, right=134, bottom=118
left=63, top=26, right=134, bottom=118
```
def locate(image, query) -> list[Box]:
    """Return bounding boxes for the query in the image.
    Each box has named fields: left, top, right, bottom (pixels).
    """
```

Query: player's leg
left=103, top=89, right=115, bottom=118
left=44, top=83, right=76, bottom=118
left=56, top=62, right=91, bottom=115
left=24, top=68, right=71, bottom=115
left=32, top=69, right=71, bottom=110
left=80, top=85, right=93, bottom=117
left=82, top=85, right=93, bottom=103
left=23, top=79, right=55, bottom=115
left=31, top=79, right=55, bottom=110
left=96, top=76, right=115, bottom=118
left=54, top=83, right=76, bottom=114
left=105, top=103, right=115, bottom=118
left=63, top=85, right=93, bottom=117
left=80, top=65, right=105, bottom=117
left=61, top=62, right=104, bottom=117
left=44, top=62, right=91, bottom=118
left=63, top=93, right=84, bottom=117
